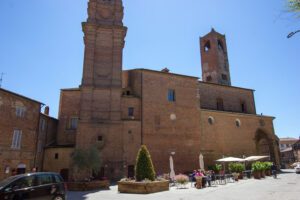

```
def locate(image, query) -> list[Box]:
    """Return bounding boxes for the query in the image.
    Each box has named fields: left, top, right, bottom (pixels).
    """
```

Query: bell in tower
left=200, top=28, right=231, bottom=86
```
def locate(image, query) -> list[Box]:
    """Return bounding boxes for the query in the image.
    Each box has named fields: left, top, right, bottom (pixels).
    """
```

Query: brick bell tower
left=200, top=28, right=231, bottom=86
left=77, top=0, right=127, bottom=180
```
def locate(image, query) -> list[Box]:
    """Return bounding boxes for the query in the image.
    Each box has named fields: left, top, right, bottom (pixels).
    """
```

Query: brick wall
left=198, top=82, right=256, bottom=114
left=200, top=110, right=280, bottom=167
left=57, top=89, right=80, bottom=145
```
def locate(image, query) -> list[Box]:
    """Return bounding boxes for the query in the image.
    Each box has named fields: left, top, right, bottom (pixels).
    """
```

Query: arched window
left=204, top=41, right=211, bottom=52
left=216, top=98, right=224, bottom=111
left=218, top=40, right=224, bottom=51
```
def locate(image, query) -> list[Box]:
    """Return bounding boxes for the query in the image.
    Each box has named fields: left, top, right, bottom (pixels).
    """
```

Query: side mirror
left=4, top=187, right=12, bottom=193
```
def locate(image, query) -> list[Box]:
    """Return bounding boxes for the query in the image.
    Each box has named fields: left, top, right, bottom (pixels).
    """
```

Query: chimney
left=44, top=106, right=49, bottom=115
left=161, top=68, right=170, bottom=73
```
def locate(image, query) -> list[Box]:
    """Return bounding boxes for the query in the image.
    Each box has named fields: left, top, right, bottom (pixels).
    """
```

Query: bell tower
left=80, top=0, right=127, bottom=122
left=82, top=0, right=126, bottom=88
left=200, top=29, right=231, bottom=86
left=76, top=0, right=127, bottom=179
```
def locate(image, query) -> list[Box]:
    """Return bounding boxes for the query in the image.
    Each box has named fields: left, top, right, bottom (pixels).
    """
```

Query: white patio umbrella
left=216, top=157, right=245, bottom=162
left=199, top=153, right=205, bottom=171
left=244, top=156, right=269, bottom=162
left=216, top=157, right=244, bottom=172
left=169, top=156, right=176, bottom=181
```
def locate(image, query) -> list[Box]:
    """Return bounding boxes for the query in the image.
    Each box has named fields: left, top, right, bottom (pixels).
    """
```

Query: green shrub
left=135, top=145, right=156, bottom=181
left=212, top=164, right=222, bottom=173
left=229, top=163, right=245, bottom=173
left=263, top=162, right=273, bottom=170
left=252, top=162, right=264, bottom=172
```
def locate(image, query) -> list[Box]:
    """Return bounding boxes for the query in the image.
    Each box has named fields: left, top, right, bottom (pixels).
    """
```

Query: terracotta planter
left=253, top=171, right=261, bottom=179
left=67, top=180, right=110, bottom=191
left=118, top=180, right=169, bottom=194
left=261, top=170, right=266, bottom=178
left=265, top=170, right=271, bottom=176
left=238, top=173, right=244, bottom=180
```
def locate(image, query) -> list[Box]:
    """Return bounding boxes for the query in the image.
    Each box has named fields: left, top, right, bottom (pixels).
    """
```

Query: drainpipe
left=34, top=104, right=45, bottom=171
left=141, top=70, right=144, bottom=145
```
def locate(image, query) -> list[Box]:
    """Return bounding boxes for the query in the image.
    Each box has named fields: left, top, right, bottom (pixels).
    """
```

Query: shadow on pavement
left=67, top=189, right=110, bottom=200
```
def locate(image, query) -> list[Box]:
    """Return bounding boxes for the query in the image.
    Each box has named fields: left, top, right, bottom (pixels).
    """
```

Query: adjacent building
left=279, top=137, right=299, bottom=168
left=0, top=88, right=57, bottom=180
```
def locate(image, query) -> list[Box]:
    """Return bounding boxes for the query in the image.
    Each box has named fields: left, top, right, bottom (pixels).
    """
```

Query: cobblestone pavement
left=67, top=170, right=300, bottom=200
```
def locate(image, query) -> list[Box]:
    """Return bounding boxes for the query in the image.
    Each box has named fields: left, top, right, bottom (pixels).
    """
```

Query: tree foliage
left=287, top=0, right=300, bottom=16
left=72, top=145, right=101, bottom=178
left=135, top=145, right=156, bottom=181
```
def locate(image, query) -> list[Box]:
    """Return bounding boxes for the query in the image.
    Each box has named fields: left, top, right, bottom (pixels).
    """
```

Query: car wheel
left=53, top=196, right=64, bottom=200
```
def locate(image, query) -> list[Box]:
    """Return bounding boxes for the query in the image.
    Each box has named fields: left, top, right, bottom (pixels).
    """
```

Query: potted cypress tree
left=118, top=145, right=169, bottom=194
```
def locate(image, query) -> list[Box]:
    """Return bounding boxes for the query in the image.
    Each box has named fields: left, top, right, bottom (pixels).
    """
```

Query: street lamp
left=287, top=30, right=300, bottom=38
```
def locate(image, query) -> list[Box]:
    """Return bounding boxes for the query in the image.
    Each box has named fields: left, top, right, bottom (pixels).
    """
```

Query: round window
left=208, top=116, right=215, bottom=125
left=235, top=119, right=241, bottom=127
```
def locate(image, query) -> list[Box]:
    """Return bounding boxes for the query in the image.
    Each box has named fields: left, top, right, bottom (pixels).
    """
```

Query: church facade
left=43, top=0, right=280, bottom=180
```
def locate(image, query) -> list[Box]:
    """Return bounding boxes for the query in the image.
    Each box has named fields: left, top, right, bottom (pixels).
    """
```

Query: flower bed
left=175, top=174, right=189, bottom=188
left=118, top=180, right=169, bottom=194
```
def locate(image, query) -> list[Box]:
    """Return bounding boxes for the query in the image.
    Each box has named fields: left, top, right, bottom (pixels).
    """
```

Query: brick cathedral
left=0, top=0, right=281, bottom=181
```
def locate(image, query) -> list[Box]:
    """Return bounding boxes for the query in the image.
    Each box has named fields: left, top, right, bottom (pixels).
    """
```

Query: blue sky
left=0, top=0, right=299, bottom=138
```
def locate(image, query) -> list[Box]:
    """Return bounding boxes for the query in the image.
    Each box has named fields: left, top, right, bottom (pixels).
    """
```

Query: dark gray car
left=0, top=172, right=66, bottom=200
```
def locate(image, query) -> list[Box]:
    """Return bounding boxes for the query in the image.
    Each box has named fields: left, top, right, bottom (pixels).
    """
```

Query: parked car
left=295, top=164, right=300, bottom=174
left=0, top=172, right=66, bottom=200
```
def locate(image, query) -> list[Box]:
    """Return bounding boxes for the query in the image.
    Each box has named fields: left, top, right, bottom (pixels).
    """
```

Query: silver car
left=295, top=164, right=300, bottom=174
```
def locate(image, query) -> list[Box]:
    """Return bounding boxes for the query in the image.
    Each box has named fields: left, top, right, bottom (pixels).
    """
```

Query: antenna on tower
left=0, top=73, right=5, bottom=88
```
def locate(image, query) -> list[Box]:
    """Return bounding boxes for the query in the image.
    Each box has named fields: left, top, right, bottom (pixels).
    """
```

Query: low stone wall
left=67, top=180, right=110, bottom=191
left=118, top=180, right=169, bottom=194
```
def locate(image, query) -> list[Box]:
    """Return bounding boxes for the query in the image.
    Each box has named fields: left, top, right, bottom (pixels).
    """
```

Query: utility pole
left=0, top=73, right=4, bottom=88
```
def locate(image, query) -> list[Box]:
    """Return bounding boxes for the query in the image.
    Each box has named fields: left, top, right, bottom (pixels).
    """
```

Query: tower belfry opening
left=200, top=29, right=231, bottom=86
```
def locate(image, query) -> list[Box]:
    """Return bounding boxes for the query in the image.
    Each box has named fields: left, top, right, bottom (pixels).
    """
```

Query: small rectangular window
left=241, top=102, right=247, bottom=113
left=11, top=130, right=22, bottom=149
left=40, top=119, right=46, bottom=132
left=168, top=89, right=176, bottom=102
left=128, top=107, right=134, bottom=117
left=68, top=117, right=78, bottom=130
left=206, top=76, right=212, bottom=82
left=37, top=141, right=42, bottom=153
left=55, top=153, right=59, bottom=159
left=221, top=74, right=228, bottom=81
left=16, top=106, right=26, bottom=118
left=216, top=98, right=224, bottom=111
